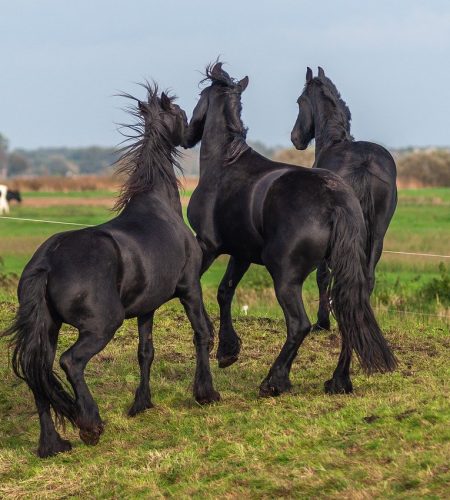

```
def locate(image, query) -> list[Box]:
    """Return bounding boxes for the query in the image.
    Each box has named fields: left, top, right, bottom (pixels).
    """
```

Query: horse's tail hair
left=2, top=267, right=76, bottom=425
left=327, top=200, right=397, bottom=374
left=345, top=165, right=375, bottom=260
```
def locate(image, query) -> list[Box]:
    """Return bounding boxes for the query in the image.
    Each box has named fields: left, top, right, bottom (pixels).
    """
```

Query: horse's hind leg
left=34, top=320, right=72, bottom=458
left=367, top=238, right=384, bottom=294
left=259, top=265, right=311, bottom=397
left=313, top=261, right=331, bottom=331
left=60, top=313, right=123, bottom=445
left=325, top=340, right=353, bottom=394
left=217, top=257, right=250, bottom=368
left=35, top=396, right=72, bottom=458
left=129, top=312, right=155, bottom=416
left=179, top=285, right=220, bottom=404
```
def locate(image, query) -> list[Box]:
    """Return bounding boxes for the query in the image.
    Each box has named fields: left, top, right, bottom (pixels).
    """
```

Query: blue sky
left=1, top=0, right=449, bottom=149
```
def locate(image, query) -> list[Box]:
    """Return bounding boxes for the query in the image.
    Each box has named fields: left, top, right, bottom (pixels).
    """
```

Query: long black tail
left=2, top=268, right=76, bottom=425
left=346, top=165, right=375, bottom=261
left=327, top=202, right=397, bottom=374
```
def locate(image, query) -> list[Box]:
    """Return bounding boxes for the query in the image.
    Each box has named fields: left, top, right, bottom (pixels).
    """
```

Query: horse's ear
left=238, top=76, right=249, bottom=92
left=318, top=66, right=325, bottom=79
left=138, top=100, right=148, bottom=114
left=306, top=67, right=313, bottom=82
left=160, top=92, right=172, bottom=111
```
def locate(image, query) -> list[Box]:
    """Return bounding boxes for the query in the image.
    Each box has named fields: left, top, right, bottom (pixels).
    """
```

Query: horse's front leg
left=197, top=237, right=219, bottom=276
left=216, top=257, right=250, bottom=368
left=129, top=312, right=155, bottom=416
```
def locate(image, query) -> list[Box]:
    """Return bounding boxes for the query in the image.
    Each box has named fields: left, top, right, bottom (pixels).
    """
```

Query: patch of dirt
left=363, top=415, right=380, bottom=424
left=22, top=198, right=115, bottom=208
left=328, top=333, right=340, bottom=348
left=16, top=195, right=191, bottom=208
left=395, top=409, right=416, bottom=421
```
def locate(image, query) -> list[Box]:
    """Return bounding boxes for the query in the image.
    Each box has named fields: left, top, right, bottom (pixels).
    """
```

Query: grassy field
left=0, top=188, right=449, bottom=497
left=1, top=188, right=449, bottom=314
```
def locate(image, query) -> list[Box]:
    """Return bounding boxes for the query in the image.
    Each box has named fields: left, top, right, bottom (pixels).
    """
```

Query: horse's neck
left=126, top=183, right=182, bottom=218
left=123, top=162, right=182, bottom=217
left=199, top=111, right=235, bottom=179
left=138, top=142, right=182, bottom=215
left=151, top=171, right=182, bottom=215
left=314, top=103, right=351, bottom=154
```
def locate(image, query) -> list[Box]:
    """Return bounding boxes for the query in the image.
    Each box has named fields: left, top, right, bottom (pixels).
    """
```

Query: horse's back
left=315, top=141, right=397, bottom=233
left=316, top=141, right=396, bottom=185
left=210, top=151, right=360, bottom=264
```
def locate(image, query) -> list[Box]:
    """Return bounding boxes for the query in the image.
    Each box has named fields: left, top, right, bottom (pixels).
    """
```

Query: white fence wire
left=1, top=214, right=449, bottom=321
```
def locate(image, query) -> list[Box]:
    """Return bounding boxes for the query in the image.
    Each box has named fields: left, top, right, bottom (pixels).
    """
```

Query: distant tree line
left=1, top=131, right=449, bottom=186
left=0, top=133, right=119, bottom=178
left=395, top=149, right=450, bottom=187
left=0, top=137, right=275, bottom=179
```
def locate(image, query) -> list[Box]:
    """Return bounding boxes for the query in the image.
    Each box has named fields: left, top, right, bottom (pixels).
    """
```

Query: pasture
left=0, top=187, right=449, bottom=497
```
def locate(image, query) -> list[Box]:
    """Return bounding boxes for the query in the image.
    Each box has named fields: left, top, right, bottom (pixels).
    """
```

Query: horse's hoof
left=324, top=377, right=353, bottom=395
left=259, top=378, right=292, bottom=398
left=128, top=401, right=154, bottom=417
left=217, top=353, right=239, bottom=368
left=38, top=436, right=72, bottom=458
left=195, top=389, right=221, bottom=405
left=79, top=429, right=101, bottom=446
left=216, top=337, right=241, bottom=368
left=79, top=422, right=104, bottom=446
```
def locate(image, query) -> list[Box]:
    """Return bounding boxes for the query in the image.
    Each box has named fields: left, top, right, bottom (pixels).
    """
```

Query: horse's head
left=138, top=90, right=188, bottom=148
left=7, top=189, right=22, bottom=203
left=291, top=66, right=352, bottom=150
left=291, top=67, right=317, bottom=150
left=114, top=85, right=187, bottom=212
left=183, top=61, right=249, bottom=149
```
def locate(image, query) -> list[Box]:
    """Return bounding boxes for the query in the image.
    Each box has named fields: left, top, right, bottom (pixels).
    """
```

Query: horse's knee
left=300, top=319, right=312, bottom=335
left=294, top=320, right=312, bottom=343
left=137, top=343, right=154, bottom=365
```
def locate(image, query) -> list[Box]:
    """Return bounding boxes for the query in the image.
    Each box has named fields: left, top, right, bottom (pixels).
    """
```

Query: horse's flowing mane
left=114, top=83, right=182, bottom=212
left=308, top=76, right=353, bottom=145
left=203, top=62, right=250, bottom=164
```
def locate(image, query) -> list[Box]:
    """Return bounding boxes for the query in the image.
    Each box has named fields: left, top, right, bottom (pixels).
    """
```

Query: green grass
left=0, top=205, right=111, bottom=277
left=0, top=188, right=449, bottom=496
left=0, top=304, right=448, bottom=497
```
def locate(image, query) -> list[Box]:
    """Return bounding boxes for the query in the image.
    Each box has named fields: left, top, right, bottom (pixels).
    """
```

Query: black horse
left=183, top=62, right=396, bottom=398
left=6, top=189, right=22, bottom=203
left=3, top=85, right=219, bottom=458
left=291, top=67, right=397, bottom=330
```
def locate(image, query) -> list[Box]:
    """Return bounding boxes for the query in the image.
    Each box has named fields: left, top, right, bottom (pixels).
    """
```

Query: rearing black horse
left=291, top=67, right=397, bottom=330
left=3, top=85, right=219, bottom=458
left=183, top=62, right=396, bottom=398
